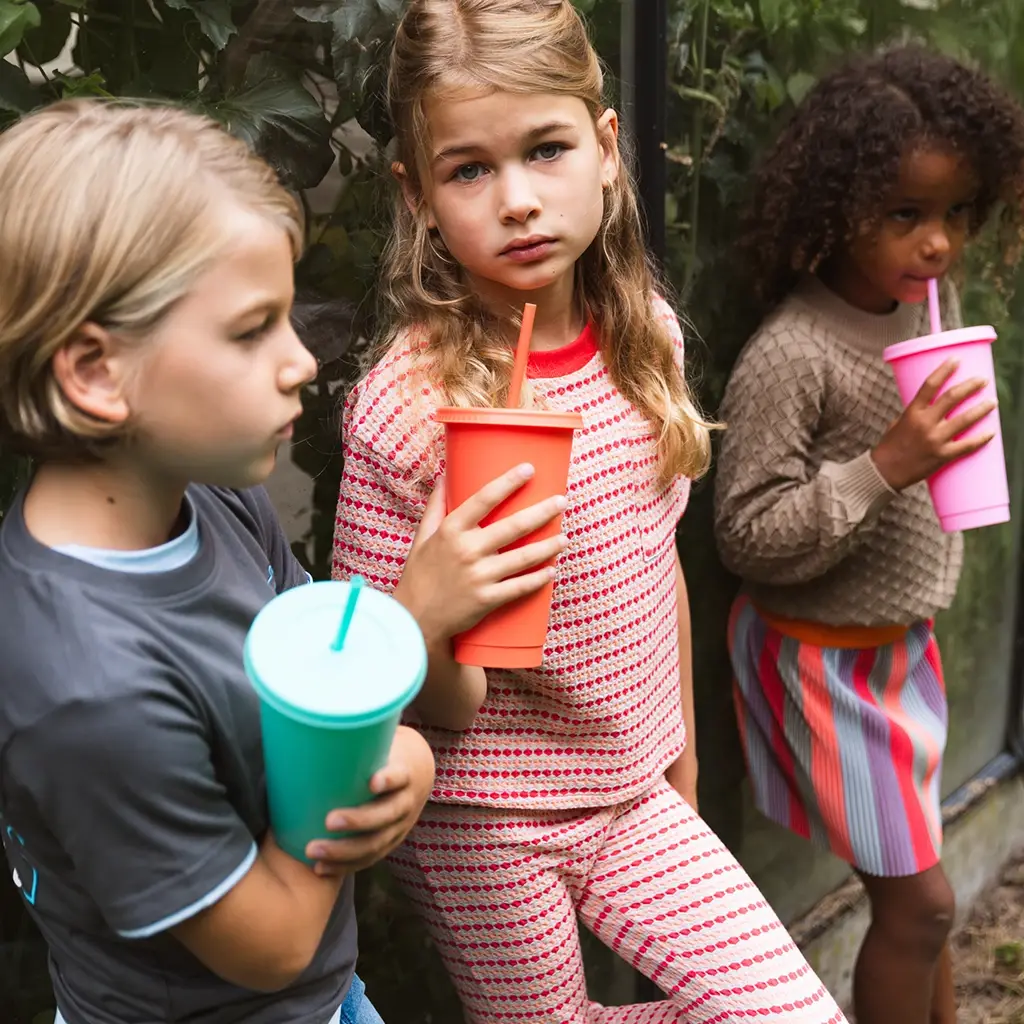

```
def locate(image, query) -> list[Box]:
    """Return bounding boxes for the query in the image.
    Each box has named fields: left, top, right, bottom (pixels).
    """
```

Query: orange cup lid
left=434, top=407, right=583, bottom=429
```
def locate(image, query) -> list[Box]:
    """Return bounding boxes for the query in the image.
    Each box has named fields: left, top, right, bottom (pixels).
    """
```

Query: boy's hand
left=872, top=360, right=997, bottom=492
left=305, top=727, right=435, bottom=876
left=393, top=464, right=568, bottom=647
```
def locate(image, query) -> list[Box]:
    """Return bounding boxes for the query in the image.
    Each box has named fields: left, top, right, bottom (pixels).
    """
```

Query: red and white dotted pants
left=389, top=778, right=847, bottom=1024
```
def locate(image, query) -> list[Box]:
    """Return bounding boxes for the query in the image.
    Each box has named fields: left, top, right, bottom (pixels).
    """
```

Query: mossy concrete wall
left=793, top=774, right=1024, bottom=1012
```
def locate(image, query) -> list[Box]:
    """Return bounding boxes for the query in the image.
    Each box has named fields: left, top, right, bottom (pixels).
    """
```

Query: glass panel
left=931, top=276, right=1024, bottom=790
left=718, top=276, right=1024, bottom=925
left=728, top=286, right=1024, bottom=924
left=668, top=0, right=1024, bottom=922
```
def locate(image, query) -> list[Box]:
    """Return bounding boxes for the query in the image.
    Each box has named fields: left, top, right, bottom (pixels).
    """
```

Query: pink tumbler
left=883, top=324, right=1009, bottom=532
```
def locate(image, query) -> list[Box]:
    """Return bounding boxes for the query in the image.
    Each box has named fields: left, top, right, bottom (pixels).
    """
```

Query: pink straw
left=506, top=303, right=537, bottom=409
left=927, top=278, right=942, bottom=335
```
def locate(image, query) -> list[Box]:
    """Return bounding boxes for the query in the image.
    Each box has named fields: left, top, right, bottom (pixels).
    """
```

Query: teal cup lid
left=244, top=580, right=427, bottom=728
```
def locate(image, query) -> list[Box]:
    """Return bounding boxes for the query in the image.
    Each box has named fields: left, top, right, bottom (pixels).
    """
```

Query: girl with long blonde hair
left=334, top=2, right=846, bottom=1021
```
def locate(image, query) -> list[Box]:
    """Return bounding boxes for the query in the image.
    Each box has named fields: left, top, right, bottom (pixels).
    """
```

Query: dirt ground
left=954, top=848, right=1024, bottom=1023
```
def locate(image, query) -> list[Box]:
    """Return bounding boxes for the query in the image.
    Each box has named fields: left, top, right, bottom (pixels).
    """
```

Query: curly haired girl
left=715, top=44, right=1024, bottom=1024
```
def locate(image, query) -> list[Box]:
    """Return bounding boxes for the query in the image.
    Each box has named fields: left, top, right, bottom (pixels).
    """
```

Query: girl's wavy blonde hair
left=0, top=99, right=302, bottom=461
left=382, top=0, right=715, bottom=481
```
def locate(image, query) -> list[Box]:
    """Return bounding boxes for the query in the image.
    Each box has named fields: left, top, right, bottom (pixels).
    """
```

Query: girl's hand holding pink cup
left=872, top=359, right=996, bottom=492
left=880, top=279, right=1010, bottom=532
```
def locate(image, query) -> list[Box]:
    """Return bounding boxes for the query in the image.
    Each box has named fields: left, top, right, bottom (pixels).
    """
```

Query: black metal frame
left=1009, top=553, right=1024, bottom=761
left=628, top=12, right=671, bottom=1004
left=631, top=0, right=668, bottom=262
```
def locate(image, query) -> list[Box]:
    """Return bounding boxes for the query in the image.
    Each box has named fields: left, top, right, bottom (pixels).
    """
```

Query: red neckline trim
left=527, top=323, right=599, bottom=379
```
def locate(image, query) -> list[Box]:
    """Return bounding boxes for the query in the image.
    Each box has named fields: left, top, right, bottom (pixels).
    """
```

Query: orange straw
left=506, top=303, right=537, bottom=409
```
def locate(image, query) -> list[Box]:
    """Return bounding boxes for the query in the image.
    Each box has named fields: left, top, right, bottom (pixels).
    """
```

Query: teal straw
left=331, top=575, right=365, bottom=651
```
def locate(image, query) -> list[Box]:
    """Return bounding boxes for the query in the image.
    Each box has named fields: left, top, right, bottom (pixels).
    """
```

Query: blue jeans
left=55, top=975, right=383, bottom=1024
left=337, top=974, right=384, bottom=1024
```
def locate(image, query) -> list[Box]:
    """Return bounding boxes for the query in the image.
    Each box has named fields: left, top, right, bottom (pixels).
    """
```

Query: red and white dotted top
left=332, top=297, right=691, bottom=810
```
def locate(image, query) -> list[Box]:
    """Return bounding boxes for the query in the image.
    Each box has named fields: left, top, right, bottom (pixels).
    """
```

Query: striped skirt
left=728, top=596, right=948, bottom=878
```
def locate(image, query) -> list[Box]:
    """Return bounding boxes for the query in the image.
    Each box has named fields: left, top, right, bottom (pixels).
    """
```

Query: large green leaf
left=296, top=0, right=402, bottom=45
left=298, top=0, right=398, bottom=113
left=17, top=2, right=71, bottom=65
left=55, top=69, right=112, bottom=98
left=785, top=69, right=815, bottom=104
left=72, top=0, right=201, bottom=96
left=757, top=0, right=785, bottom=33
left=0, top=0, right=40, bottom=58
left=207, top=54, right=334, bottom=190
left=294, top=2, right=332, bottom=22
left=163, top=0, right=236, bottom=51
left=297, top=0, right=376, bottom=42
left=0, top=55, right=38, bottom=111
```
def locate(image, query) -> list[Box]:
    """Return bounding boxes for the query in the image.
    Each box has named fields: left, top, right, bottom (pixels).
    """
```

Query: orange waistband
left=753, top=604, right=910, bottom=649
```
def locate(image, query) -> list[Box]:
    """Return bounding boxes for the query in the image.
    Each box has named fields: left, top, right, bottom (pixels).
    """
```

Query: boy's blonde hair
left=0, top=100, right=303, bottom=460
left=383, top=0, right=715, bottom=481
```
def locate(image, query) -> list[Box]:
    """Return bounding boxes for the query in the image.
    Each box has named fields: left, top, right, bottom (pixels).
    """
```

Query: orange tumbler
left=435, top=407, right=583, bottom=668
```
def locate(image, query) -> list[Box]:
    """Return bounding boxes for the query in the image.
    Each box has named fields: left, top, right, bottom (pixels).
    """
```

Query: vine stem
left=684, top=0, right=711, bottom=295
left=19, top=40, right=51, bottom=88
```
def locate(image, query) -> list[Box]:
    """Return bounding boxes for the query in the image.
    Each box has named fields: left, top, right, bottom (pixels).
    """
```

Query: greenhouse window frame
left=628, top=0, right=1024, bottom=814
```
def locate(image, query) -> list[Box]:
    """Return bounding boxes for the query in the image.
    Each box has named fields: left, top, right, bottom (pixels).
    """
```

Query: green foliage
left=1, top=4, right=1024, bottom=1016
left=0, top=0, right=398, bottom=545
left=0, top=449, right=26, bottom=516
left=661, top=0, right=1024, bottom=473
left=0, top=2, right=41, bottom=64
left=209, top=53, right=335, bottom=190
left=163, top=0, right=236, bottom=51
left=665, top=0, right=1024, bottom=375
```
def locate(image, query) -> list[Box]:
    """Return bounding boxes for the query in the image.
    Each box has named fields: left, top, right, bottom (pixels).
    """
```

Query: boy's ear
left=51, top=323, right=133, bottom=427
left=392, top=161, right=437, bottom=230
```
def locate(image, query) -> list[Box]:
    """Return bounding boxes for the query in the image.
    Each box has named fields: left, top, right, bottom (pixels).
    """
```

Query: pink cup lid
left=435, top=407, right=583, bottom=429
left=883, top=325, right=997, bottom=363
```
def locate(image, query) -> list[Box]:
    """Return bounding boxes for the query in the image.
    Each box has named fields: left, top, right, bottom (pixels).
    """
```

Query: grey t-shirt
left=0, top=485, right=356, bottom=1023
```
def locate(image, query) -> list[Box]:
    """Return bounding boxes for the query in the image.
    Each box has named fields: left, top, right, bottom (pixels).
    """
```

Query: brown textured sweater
left=714, top=275, right=964, bottom=627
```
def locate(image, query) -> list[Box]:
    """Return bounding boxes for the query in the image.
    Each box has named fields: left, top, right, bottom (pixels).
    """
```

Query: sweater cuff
left=822, top=450, right=897, bottom=522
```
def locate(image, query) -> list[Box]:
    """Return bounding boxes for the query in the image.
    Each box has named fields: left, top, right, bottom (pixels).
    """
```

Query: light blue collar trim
left=52, top=497, right=200, bottom=574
